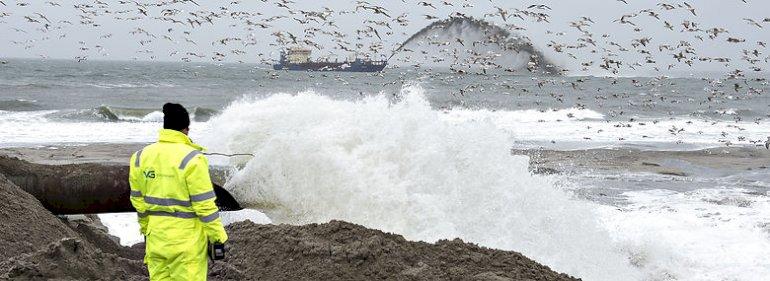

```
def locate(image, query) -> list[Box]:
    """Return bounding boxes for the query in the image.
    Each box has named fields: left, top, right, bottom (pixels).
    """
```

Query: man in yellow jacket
left=129, top=103, right=228, bottom=281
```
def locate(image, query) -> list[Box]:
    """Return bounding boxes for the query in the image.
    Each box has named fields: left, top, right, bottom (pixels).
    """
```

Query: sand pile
left=0, top=172, right=77, bottom=258
left=210, top=221, right=579, bottom=281
left=0, top=155, right=579, bottom=280
left=0, top=172, right=146, bottom=280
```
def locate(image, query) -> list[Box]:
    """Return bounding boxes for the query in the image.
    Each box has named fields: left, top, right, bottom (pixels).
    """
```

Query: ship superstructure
left=273, top=47, right=387, bottom=72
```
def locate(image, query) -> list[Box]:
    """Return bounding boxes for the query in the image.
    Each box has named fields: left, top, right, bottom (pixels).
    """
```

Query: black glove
left=208, top=242, right=226, bottom=261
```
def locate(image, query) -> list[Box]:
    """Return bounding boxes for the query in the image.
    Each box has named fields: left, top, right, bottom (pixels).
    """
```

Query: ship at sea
left=273, top=48, right=387, bottom=72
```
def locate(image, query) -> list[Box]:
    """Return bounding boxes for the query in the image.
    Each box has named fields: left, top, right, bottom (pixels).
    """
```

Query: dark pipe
left=212, top=183, right=242, bottom=211
left=0, top=156, right=242, bottom=215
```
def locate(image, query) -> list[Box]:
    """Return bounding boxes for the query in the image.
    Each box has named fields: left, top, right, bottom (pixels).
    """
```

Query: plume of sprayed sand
left=391, top=16, right=561, bottom=75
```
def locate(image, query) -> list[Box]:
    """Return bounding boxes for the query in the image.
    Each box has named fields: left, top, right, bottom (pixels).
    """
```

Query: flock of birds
left=0, top=0, right=767, bottom=73
left=1, top=0, right=769, bottom=147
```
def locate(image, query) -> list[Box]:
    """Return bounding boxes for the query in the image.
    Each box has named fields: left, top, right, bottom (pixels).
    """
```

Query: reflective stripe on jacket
left=128, top=129, right=228, bottom=244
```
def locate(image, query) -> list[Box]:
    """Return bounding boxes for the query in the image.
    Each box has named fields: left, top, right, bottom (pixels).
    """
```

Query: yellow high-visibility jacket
left=129, top=129, right=228, bottom=280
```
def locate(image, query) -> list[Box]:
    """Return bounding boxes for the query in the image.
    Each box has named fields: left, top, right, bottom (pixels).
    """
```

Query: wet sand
left=516, top=146, right=770, bottom=177
left=4, top=143, right=767, bottom=177
left=0, top=143, right=234, bottom=185
left=0, top=143, right=145, bottom=165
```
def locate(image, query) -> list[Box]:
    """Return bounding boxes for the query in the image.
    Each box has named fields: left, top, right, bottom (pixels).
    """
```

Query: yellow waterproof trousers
left=145, top=216, right=208, bottom=281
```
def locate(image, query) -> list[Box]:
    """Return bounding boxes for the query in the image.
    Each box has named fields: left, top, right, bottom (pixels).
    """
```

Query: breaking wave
left=202, top=85, right=640, bottom=280
left=48, top=106, right=216, bottom=122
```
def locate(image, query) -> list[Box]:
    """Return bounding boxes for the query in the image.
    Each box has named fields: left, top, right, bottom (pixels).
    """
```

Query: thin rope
left=203, top=152, right=255, bottom=157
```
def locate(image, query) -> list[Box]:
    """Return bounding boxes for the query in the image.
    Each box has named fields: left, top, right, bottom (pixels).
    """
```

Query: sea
left=1, top=58, right=769, bottom=281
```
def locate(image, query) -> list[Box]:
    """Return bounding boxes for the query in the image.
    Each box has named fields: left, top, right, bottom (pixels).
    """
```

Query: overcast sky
left=0, top=0, right=768, bottom=75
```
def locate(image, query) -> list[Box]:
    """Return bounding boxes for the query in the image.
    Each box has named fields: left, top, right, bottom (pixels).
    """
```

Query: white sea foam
left=140, top=111, right=164, bottom=122
left=85, top=82, right=177, bottom=89
left=444, top=108, right=770, bottom=150
left=0, top=118, right=158, bottom=146
left=201, top=86, right=642, bottom=280
left=1, top=99, right=768, bottom=150
left=442, top=107, right=605, bottom=123
left=198, top=86, right=770, bottom=280
left=0, top=110, right=58, bottom=122
left=0, top=110, right=203, bottom=146
left=599, top=188, right=770, bottom=280
left=114, top=110, right=164, bottom=122
left=99, top=209, right=271, bottom=246
left=99, top=213, right=143, bottom=246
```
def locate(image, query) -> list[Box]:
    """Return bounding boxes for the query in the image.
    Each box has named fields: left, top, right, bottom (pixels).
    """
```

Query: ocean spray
left=202, top=85, right=640, bottom=280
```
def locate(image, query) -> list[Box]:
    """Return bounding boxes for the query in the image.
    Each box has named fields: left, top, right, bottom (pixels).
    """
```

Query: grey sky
left=0, top=0, right=768, bottom=75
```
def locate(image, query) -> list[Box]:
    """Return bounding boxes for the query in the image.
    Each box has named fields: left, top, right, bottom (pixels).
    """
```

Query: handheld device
left=208, top=242, right=225, bottom=260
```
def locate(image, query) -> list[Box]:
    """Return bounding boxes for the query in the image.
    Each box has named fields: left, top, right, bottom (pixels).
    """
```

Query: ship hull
left=273, top=61, right=386, bottom=72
